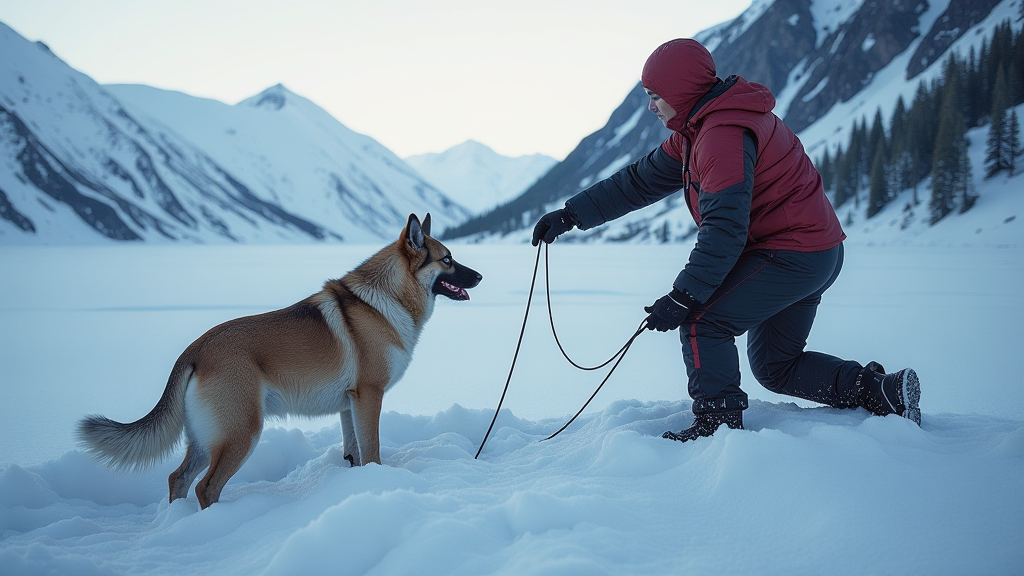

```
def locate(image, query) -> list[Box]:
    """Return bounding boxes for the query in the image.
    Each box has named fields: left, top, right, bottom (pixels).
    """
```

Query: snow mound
left=2, top=401, right=1021, bottom=575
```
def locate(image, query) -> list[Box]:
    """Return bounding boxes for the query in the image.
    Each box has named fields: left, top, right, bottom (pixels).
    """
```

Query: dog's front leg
left=350, top=385, right=384, bottom=465
left=339, top=405, right=360, bottom=467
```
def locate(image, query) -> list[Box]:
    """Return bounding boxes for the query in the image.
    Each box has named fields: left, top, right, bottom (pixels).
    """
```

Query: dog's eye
left=442, top=256, right=452, bottom=265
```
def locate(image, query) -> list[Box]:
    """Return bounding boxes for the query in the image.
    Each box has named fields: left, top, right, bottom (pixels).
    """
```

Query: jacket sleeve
left=564, top=145, right=685, bottom=230
left=673, top=128, right=757, bottom=303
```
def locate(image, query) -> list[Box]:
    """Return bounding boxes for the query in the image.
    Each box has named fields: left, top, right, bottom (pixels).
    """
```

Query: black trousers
left=680, top=243, right=863, bottom=414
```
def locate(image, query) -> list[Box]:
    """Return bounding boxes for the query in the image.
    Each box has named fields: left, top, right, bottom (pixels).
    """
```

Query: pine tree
left=888, top=97, right=912, bottom=194
left=868, top=138, right=889, bottom=218
left=1014, top=26, right=1024, bottom=104
left=655, top=221, right=670, bottom=243
left=959, top=146, right=978, bottom=214
left=931, top=53, right=969, bottom=224
left=930, top=124, right=958, bottom=223
left=890, top=97, right=908, bottom=154
left=985, top=67, right=1010, bottom=178
left=817, top=148, right=833, bottom=192
left=834, top=147, right=854, bottom=207
left=967, top=46, right=984, bottom=126
left=908, top=81, right=936, bottom=184
left=1008, top=61, right=1023, bottom=108
left=851, top=118, right=869, bottom=208
left=912, top=146, right=922, bottom=205
left=869, top=109, right=886, bottom=155
left=1009, top=109, right=1022, bottom=176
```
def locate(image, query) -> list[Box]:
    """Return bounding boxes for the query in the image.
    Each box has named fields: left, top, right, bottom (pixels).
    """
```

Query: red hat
left=641, top=39, right=718, bottom=131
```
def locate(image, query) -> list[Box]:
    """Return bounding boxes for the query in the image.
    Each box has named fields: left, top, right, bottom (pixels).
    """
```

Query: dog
left=77, top=214, right=481, bottom=508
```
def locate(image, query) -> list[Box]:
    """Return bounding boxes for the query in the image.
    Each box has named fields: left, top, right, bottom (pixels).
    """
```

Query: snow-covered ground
left=2, top=217, right=1023, bottom=573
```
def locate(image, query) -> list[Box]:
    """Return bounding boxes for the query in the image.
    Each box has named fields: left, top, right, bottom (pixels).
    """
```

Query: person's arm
left=565, top=145, right=685, bottom=230
left=673, top=127, right=757, bottom=304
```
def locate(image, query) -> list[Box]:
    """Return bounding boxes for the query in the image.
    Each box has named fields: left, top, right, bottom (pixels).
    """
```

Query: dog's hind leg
left=340, top=406, right=360, bottom=467
left=168, top=443, right=209, bottom=503
left=194, top=423, right=261, bottom=509
left=192, top=376, right=263, bottom=509
left=351, top=386, right=385, bottom=466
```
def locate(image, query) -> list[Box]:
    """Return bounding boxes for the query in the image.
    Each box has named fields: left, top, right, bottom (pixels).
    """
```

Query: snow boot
left=662, top=410, right=743, bottom=443
left=856, top=362, right=921, bottom=425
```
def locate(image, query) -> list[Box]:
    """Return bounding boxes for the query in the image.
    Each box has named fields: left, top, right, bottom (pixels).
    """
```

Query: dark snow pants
left=680, top=243, right=864, bottom=414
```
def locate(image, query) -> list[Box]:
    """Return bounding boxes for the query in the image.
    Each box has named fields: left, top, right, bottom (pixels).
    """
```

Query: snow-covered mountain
left=0, top=22, right=470, bottom=245
left=443, top=0, right=1021, bottom=244
left=404, top=140, right=556, bottom=215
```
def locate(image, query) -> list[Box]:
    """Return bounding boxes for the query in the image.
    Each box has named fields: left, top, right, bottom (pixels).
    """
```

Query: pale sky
left=0, top=0, right=752, bottom=160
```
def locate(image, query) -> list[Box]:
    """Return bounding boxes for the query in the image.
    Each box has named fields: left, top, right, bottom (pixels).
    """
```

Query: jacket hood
left=642, top=39, right=775, bottom=132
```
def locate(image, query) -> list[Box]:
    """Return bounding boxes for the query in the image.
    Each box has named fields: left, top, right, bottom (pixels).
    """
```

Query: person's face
left=645, top=88, right=676, bottom=126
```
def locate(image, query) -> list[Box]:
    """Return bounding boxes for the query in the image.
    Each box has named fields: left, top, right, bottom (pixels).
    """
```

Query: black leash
left=474, top=243, right=647, bottom=459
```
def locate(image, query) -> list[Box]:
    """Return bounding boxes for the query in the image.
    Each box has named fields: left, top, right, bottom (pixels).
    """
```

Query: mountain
left=440, top=85, right=674, bottom=241
left=0, top=23, right=469, bottom=245
left=443, top=0, right=1021, bottom=243
left=404, top=140, right=557, bottom=215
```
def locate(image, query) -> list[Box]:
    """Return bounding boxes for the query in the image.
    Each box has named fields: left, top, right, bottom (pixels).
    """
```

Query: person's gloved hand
left=532, top=208, right=576, bottom=246
left=644, top=288, right=695, bottom=332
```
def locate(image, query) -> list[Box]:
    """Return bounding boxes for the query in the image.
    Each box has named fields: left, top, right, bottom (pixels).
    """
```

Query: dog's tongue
left=443, top=280, right=470, bottom=300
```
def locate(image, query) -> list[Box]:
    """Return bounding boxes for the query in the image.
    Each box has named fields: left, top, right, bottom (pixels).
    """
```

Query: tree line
left=815, top=17, right=1024, bottom=225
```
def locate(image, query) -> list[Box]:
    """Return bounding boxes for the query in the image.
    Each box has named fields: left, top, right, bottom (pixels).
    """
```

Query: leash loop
left=474, top=243, right=646, bottom=459
left=473, top=243, right=542, bottom=459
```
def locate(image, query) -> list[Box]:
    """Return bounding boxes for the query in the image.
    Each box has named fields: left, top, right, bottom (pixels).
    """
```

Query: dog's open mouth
left=436, top=279, right=470, bottom=301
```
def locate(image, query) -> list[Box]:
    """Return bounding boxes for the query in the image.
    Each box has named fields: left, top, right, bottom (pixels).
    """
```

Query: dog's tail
left=77, top=349, right=195, bottom=471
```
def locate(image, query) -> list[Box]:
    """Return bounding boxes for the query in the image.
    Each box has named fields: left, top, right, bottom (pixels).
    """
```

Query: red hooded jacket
left=567, top=39, right=845, bottom=303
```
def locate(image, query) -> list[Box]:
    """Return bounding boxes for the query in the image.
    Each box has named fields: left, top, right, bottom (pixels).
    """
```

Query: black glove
left=532, top=208, right=577, bottom=246
left=644, top=288, right=695, bottom=332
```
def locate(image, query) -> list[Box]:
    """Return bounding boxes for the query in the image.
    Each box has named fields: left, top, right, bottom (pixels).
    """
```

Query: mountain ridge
left=0, top=23, right=469, bottom=245
left=442, top=0, right=1022, bottom=244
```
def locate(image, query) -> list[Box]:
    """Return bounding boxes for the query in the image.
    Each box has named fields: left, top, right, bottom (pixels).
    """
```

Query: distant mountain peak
left=405, top=141, right=557, bottom=215
left=239, top=83, right=293, bottom=111
left=453, top=139, right=491, bottom=151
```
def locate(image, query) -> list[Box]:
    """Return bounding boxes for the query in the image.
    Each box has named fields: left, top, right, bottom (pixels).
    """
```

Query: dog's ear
left=422, top=213, right=431, bottom=237
left=404, top=213, right=425, bottom=251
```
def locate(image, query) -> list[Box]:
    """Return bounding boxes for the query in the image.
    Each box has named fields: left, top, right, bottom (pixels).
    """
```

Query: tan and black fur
left=77, top=214, right=481, bottom=508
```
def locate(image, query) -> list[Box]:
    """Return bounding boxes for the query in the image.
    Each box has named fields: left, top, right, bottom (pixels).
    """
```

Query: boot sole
left=902, top=369, right=921, bottom=426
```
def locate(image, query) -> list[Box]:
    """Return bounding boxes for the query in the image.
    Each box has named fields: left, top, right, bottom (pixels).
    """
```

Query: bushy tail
left=77, top=355, right=193, bottom=471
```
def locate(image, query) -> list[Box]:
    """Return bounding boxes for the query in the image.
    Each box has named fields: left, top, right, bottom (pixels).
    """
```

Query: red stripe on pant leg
left=690, top=323, right=701, bottom=370
left=687, top=255, right=770, bottom=378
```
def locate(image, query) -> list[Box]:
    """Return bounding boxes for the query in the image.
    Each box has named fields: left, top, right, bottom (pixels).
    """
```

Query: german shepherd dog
left=78, top=214, right=481, bottom=508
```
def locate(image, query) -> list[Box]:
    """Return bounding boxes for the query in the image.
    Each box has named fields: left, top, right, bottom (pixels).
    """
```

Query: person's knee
left=753, top=357, right=799, bottom=393
left=750, top=358, right=771, bottom=388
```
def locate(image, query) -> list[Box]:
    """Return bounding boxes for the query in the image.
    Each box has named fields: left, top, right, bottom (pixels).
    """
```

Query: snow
left=727, top=0, right=776, bottom=43
left=828, top=30, right=847, bottom=54
left=0, top=21, right=470, bottom=246
left=105, top=82, right=470, bottom=240
left=2, top=191, right=1023, bottom=572
left=801, top=77, right=829, bottom=103
left=832, top=113, right=1024, bottom=247
left=799, top=0, right=1014, bottom=159
left=596, top=154, right=634, bottom=181
left=772, top=57, right=815, bottom=120
left=809, top=0, right=870, bottom=49
left=3, top=2, right=1024, bottom=571
left=603, top=106, right=646, bottom=150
